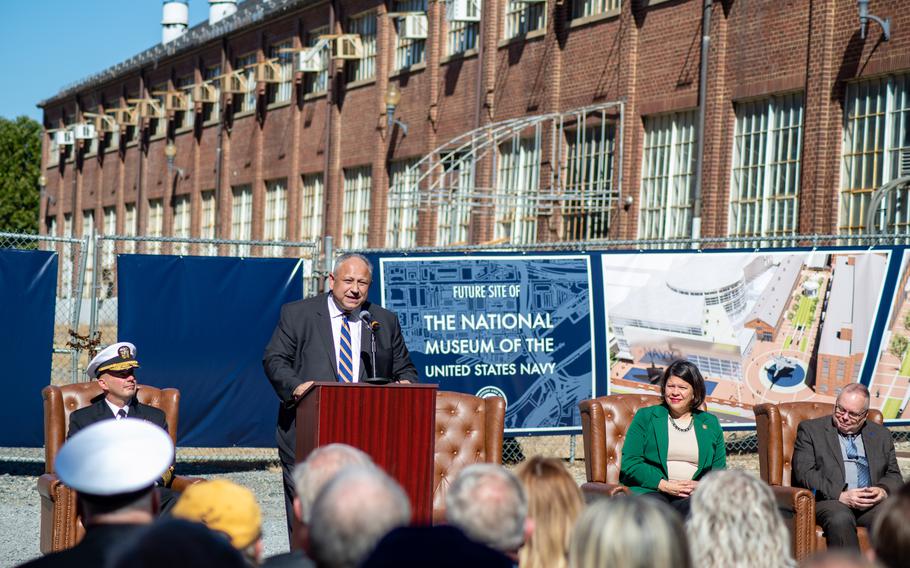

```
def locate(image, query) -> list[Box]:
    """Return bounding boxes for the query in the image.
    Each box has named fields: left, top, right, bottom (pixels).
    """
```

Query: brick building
left=38, top=0, right=910, bottom=263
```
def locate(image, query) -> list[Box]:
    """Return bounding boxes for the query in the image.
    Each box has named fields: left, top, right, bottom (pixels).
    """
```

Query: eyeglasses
left=834, top=403, right=867, bottom=421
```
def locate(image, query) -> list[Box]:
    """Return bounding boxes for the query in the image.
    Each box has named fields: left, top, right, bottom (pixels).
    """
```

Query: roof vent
left=209, top=0, right=238, bottom=26
left=162, top=1, right=189, bottom=45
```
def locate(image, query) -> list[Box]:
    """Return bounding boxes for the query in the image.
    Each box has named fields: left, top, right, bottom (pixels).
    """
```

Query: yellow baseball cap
left=171, top=479, right=262, bottom=549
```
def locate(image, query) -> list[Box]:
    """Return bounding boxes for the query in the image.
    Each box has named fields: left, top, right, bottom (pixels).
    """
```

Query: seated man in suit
left=263, top=253, right=418, bottom=542
left=69, top=342, right=178, bottom=510
left=792, top=383, right=904, bottom=550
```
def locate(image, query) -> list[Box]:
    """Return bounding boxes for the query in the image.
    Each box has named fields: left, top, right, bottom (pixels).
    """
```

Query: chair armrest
left=37, top=473, right=63, bottom=500
left=769, top=485, right=816, bottom=561
left=580, top=481, right=630, bottom=502
left=170, top=475, right=205, bottom=493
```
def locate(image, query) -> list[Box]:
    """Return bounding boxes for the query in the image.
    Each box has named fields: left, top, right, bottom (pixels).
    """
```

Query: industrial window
left=203, top=64, right=222, bottom=123
left=840, top=73, right=910, bottom=235
left=436, top=154, right=473, bottom=246
left=300, top=173, right=324, bottom=242
left=47, top=127, right=60, bottom=167
left=394, top=0, right=427, bottom=70
left=570, top=0, right=620, bottom=20
left=124, top=93, right=139, bottom=143
left=149, top=83, right=167, bottom=138
left=495, top=137, right=540, bottom=244
left=147, top=199, right=164, bottom=254
left=200, top=190, right=217, bottom=256
left=124, top=203, right=137, bottom=253
left=175, top=75, right=195, bottom=130
left=563, top=125, right=616, bottom=240
left=387, top=159, right=420, bottom=248
left=81, top=210, right=95, bottom=299
left=234, top=53, right=258, bottom=113
left=61, top=112, right=75, bottom=161
left=264, top=179, right=288, bottom=256
left=638, top=111, right=698, bottom=242
left=268, top=40, right=294, bottom=104
left=82, top=101, right=99, bottom=157
left=342, top=166, right=372, bottom=249
left=447, top=16, right=478, bottom=56
left=347, top=11, right=377, bottom=83
left=45, top=216, right=57, bottom=239
left=62, top=214, right=73, bottom=298
left=729, top=93, right=803, bottom=244
left=504, top=0, right=546, bottom=39
left=101, top=98, right=120, bottom=152
left=173, top=195, right=191, bottom=255
left=231, top=184, right=253, bottom=256
left=306, top=26, right=330, bottom=94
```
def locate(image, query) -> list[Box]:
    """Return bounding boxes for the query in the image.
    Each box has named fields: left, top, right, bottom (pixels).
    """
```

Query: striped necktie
left=116, top=409, right=127, bottom=420
left=846, top=435, right=871, bottom=488
left=338, top=315, right=354, bottom=383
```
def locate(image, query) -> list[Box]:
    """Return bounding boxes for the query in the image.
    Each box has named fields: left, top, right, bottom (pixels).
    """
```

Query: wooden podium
left=295, top=382, right=438, bottom=523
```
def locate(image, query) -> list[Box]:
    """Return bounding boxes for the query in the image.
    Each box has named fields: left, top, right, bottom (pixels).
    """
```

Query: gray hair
left=568, top=496, right=691, bottom=568
left=445, top=463, right=528, bottom=554
left=687, top=470, right=794, bottom=568
left=308, top=466, right=411, bottom=568
left=333, top=253, right=373, bottom=277
left=291, top=444, right=374, bottom=524
left=837, top=383, right=871, bottom=410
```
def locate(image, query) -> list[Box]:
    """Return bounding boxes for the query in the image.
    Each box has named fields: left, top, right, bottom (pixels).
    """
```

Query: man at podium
left=263, top=253, right=418, bottom=541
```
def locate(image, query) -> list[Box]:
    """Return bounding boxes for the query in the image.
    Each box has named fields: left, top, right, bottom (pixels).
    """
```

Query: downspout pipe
left=692, top=0, right=712, bottom=241
left=214, top=37, right=228, bottom=239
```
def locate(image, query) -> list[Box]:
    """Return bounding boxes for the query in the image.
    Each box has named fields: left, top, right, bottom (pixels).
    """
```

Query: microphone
left=358, top=310, right=390, bottom=385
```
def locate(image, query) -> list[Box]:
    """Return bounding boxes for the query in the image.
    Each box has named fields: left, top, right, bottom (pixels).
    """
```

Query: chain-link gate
left=1, top=231, right=89, bottom=386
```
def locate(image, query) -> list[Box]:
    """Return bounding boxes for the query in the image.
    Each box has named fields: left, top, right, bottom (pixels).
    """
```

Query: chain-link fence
left=1, top=231, right=89, bottom=386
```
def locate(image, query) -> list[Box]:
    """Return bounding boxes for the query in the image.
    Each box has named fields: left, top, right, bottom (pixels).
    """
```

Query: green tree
left=904, top=312, right=910, bottom=331
left=890, top=334, right=909, bottom=359
left=0, top=116, right=41, bottom=233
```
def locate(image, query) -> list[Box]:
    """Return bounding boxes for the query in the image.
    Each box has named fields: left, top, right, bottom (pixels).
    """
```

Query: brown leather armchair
left=754, top=402, right=882, bottom=557
left=38, top=383, right=199, bottom=553
left=433, top=391, right=506, bottom=523
left=578, top=393, right=657, bottom=498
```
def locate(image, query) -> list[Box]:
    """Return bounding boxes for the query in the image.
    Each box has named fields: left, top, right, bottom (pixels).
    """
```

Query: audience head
left=871, top=482, right=910, bottom=568
left=446, top=463, right=530, bottom=558
left=292, top=443, right=374, bottom=525
left=659, top=359, right=706, bottom=413
left=362, top=525, right=512, bottom=568
left=56, top=418, right=173, bottom=525
left=308, top=465, right=411, bottom=568
left=687, top=469, right=793, bottom=568
left=801, top=550, right=875, bottom=568
left=110, top=518, right=247, bottom=568
left=171, top=478, right=263, bottom=566
left=568, top=496, right=691, bottom=568
left=833, top=383, right=871, bottom=435
left=515, top=456, right=583, bottom=568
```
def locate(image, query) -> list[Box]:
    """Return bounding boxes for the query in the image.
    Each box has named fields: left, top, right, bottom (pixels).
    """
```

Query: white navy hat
left=55, top=418, right=174, bottom=496
left=87, top=342, right=140, bottom=379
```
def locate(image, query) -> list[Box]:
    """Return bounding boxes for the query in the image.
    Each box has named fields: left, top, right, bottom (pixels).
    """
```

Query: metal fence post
left=323, top=235, right=333, bottom=293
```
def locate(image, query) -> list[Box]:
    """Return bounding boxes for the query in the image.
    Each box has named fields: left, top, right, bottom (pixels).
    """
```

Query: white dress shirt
left=105, top=398, right=129, bottom=418
left=327, top=294, right=362, bottom=382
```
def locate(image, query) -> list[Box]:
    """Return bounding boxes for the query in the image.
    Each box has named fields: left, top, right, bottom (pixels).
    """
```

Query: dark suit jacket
left=68, top=396, right=168, bottom=439
left=262, top=293, right=418, bottom=459
left=792, top=416, right=904, bottom=502
left=619, top=404, right=726, bottom=494
left=17, top=523, right=145, bottom=568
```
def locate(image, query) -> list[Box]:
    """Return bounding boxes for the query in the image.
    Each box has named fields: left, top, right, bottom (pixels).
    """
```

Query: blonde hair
left=516, top=457, right=584, bottom=568
left=687, top=469, right=795, bottom=568
left=569, top=496, right=690, bottom=568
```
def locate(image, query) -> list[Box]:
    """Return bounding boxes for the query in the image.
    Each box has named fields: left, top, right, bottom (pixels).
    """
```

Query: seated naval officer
left=17, top=419, right=174, bottom=567
left=68, top=341, right=178, bottom=510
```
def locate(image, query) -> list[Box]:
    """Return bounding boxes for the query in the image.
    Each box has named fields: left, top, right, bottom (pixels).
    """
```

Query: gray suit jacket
left=791, top=415, right=903, bottom=501
left=262, top=293, right=418, bottom=458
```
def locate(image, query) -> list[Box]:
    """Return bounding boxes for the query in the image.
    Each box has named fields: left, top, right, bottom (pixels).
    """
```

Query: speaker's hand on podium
left=293, top=381, right=315, bottom=401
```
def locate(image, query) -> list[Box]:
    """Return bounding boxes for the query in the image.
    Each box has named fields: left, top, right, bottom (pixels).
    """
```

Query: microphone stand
left=360, top=312, right=391, bottom=384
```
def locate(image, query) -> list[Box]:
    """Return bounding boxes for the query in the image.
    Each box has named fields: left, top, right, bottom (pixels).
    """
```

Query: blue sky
left=0, top=1, right=214, bottom=123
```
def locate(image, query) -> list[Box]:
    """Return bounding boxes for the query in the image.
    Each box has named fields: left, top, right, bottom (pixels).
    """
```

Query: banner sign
left=380, top=255, right=595, bottom=433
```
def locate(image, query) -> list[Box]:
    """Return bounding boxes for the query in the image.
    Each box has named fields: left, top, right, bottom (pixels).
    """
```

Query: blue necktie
left=846, top=436, right=871, bottom=488
left=116, top=409, right=127, bottom=420
left=338, top=316, right=353, bottom=383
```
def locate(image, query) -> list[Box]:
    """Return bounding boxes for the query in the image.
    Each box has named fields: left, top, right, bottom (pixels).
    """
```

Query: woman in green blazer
left=619, top=359, right=726, bottom=516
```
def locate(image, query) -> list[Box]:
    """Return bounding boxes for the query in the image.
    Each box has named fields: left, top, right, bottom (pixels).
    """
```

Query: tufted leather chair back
left=433, top=391, right=506, bottom=523
left=579, top=394, right=662, bottom=484
left=754, top=402, right=883, bottom=487
left=42, top=382, right=180, bottom=474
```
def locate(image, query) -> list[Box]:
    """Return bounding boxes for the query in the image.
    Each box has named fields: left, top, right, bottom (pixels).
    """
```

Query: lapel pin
left=702, top=424, right=707, bottom=430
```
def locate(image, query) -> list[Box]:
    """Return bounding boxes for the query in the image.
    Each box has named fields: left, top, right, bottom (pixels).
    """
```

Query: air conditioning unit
left=901, top=148, right=910, bottom=178
left=163, top=91, right=190, bottom=112
left=72, top=123, right=96, bottom=140
left=254, top=60, right=282, bottom=83
left=447, top=0, right=481, bottom=22
left=107, top=107, right=138, bottom=127
left=222, top=70, right=249, bottom=94
left=85, top=113, right=118, bottom=133
left=399, top=14, right=428, bottom=40
left=332, top=34, right=364, bottom=60
left=296, top=48, right=324, bottom=73
left=191, top=83, right=218, bottom=104
left=127, top=98, right=166, bottom=119
left=54, top=130, right=74, bottom=146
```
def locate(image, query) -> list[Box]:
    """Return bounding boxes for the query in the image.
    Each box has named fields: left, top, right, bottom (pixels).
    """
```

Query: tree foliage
left=0, top=116, right=41, bottom=233
left=889, top=334, right=909, bottom=359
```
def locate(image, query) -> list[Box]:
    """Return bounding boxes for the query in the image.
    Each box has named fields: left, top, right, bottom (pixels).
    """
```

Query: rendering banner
left=378, top=255, right=596, bottom=433
left=868, top=249, right=910, bottom=420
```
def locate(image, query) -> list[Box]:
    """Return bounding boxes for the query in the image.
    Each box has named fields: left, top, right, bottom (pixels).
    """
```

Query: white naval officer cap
left=86, top=341, right=140, bottom=379
left=55, top=418, right=174, bottom=496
